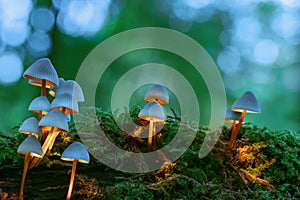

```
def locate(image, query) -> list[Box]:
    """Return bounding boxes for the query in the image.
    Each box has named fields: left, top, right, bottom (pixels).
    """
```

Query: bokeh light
left=253, top=39, right=279, bottom=65
left=56, top=0, right=111, bottom=37
left=30, top=8, right=55, bottom=32
left=0, top=51, right=23, bottom=85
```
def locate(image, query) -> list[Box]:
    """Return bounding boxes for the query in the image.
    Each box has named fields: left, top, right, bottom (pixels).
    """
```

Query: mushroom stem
left=38, top=111, right=43, bottom=121
left=41, top=79, right=46, bottom=96
left=152, top=122, right=156, bottom=149
left=29, top=128, right=54, bottom=169
left=66, top=159, right=78, bottom=200
left=47, top=131, right=60, bottom=153
left=231, top=120, right=236, bottom=138
left=148, top=120, right=154, bottom=151
left=229, top=110, right=247, bottom=148
left=19, top=154, right=30, bottom=200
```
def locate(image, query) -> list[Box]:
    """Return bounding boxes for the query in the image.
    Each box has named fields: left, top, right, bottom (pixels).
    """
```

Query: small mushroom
left=138, top=100, right=166, bottom=150
left=23, top=58, right=59, bottom=96
left=61, top=142, right=90, bottom=200
left=224, top=109, right=244, bottom=141
left=49, top=78, right=65, bottom=97
left=28, top=96, right=51, bottom=121
left=49, top=79, right=84, bottom=102
left=17, top=136, right=42, bottom=200
left=29, top=110, right=69, bottom=169
left=229, top=91, right=261, bottom=148
left=19, top=117, right=41, bottom=138
left=144, top=84, right=169, bottom=104
left=50, top=93, right=79, bottom=114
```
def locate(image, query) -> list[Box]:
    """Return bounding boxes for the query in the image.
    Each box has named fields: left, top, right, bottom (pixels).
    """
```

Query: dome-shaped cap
left=38, top=110, right=69, bottom=132
left=224, top=109, right=244, bottom=123
left=17, top=136, right=42, bottom=157
left=231, top=91, right=261, bottom=113
left=23, top=58, right=59, bottom=88
left=61, top=142, right=90, bottom=164
left=28, top=96, right=51, bottom=114
left=19, top=117, right=41, bottom=136
left=50, top=79, right=84, bottom=102
left=50, top=93, right=79, bottom=114
left=144, top=84, right=169, bottom=104
left=138, top=100, right=166, bottom=122
left=28, top=79, right=51, bottom=88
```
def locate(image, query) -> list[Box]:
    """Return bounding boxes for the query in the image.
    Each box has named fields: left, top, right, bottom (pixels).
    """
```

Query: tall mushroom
left=224, top=109, right=244, bottom=142
left=17, top=136, right=42, bottom=200
left=29, top=110, right=69, bottom=169
left=61, top=142, right=90, bottom=200
left=229, top=91, right=261, bottom=148
left=138, top=100, right=166, bottom=150
left=23, top=58, right=59, bottom=96
left=47, top=93, right=79, bottom=152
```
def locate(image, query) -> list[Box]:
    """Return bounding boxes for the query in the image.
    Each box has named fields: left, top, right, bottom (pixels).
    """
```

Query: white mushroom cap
left=23, top=58, right=59, bottom=88
left=49, top=79, right=84, bottom=102
left=19, top=117, right=41, bottom=136
left=138, top=100, right=166, bottom=122
left=38, top=110, right=69, bottom=132
left=61, top=142, right=90, bottom=164
left=144, top=84, right=169, bottom=105
left=17, top=136, right=42, bottom=157
left=50, top=93, right=79, bottom=114
left=28, top=96, right=51, bottom=114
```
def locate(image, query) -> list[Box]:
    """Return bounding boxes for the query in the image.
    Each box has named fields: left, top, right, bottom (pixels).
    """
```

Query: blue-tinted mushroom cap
left=138, top=100, right=166, bottom=122
left=38, top=110, right=69, bottom=132
left=49, top=78, right=65, bottom=97
left=23, top=58, right=59, bottom=87
left=144, top=84, right=169, bottom=104
left=231, top=91, right=261, bottom=113
left=17, top=136, right=42, bottom=157
left=19, top=117, right=41, bottom=136
left=61, top=142, right=90, bottom=164
left=28, top=96, right=51, bottom=114
left=49, top=79, right=84, bottom=102
left=224, top=109, right=244, bottom=123
left=50, top=93, right=79, bottom=114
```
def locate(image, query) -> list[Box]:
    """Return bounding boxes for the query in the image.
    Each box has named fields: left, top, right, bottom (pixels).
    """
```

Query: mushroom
left=17, top=135, right=42, bottom=200
left=23, top=58, right=59, bottom=96
left=18, top=117, right=41, bottom=138
left=61, top=142, right=90, bottom=200
left=49, top=79, right=84, bottom=102
left=29, top=110, right=69, bottom=169
left=28, top=79, right=51, bottom=89
left=138, top=100, right=166, bottom=150
left=224, top=109, right=244, bottom=142
left=49, top=78, right=65, bottom=97
left=229, top=91, right=261, bottom=148
left=144, top=83, right=169, bottom=104
left=28, top=96, right=50, bottom=121
left=50, top=93, right=79, bottom=114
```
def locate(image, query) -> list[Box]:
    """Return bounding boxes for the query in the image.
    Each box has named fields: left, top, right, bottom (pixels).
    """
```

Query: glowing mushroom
left=61, top=142, right=90, bottom=200
left=28, top=96, right=50, bottom=121
left=138, top=100, right=166, bottom=150
left=49, top=79, right=84, bottom=102
left=144, top=83, right=169, bottom=104
left=29, top=110, right=69, bottom=169
left=229, top=91, right=261, bottom=148
left=19, top=117, right=41, bottom=137
left=50, top=93, right=79, bottom=114
left=23, top=58, right=59, bottom=96
left=17, top=136, right=42, bottom=200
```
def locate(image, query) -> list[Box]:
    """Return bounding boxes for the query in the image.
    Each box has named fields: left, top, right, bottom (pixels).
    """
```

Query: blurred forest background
left=0, top=0, right=299, bottom=132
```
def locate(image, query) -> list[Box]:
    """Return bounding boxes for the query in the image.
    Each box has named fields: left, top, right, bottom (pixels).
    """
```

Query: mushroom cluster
left=17, top=58, right=87, bottom=199
left=138, top=84, right=169, bottom=150
left=225, top=91, right=261, bottom=148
